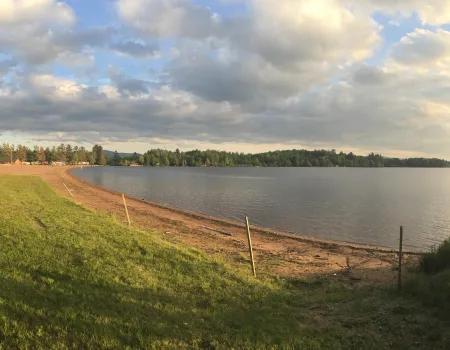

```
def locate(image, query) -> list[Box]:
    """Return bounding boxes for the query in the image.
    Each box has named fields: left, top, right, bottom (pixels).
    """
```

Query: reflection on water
left=72, top=167, right=450, bottom=250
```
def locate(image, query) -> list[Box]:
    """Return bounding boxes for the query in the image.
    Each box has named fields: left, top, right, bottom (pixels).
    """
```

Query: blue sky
left=2, top=0, right=450, bottom=158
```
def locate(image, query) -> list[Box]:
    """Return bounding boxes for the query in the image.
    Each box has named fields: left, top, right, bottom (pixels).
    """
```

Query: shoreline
left=68, top=167, right=423, bottom=255
left=0, top=165, right=424, bottom=284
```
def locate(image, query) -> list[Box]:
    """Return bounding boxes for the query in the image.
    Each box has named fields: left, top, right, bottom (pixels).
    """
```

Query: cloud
left=110, top=39, right=160, bottom=58
left=117, top=0, right=219, bottom=39
left=27, top=74, right=87, bottom=99
left=0, top=59, right=17, bottom=75
left=241, top=0, right=380, bottom=65
left=390, top=29, right=450, bottom=70
left=161, top=0, right=381, bottom=112
left=0, top=62, right=449, bottom=159
left=2, top=0, right=450, bottom=158
left=0, top=0, right=77, bottom=65
left=0, top=0, right=75, bottom=26
left=347, top=0, right=450, bottom=26
left=56, top=51, right=96, bottom=68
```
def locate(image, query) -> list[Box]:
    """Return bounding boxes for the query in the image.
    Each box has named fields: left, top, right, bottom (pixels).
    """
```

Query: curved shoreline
left=67, top=167, right=424, bottom=255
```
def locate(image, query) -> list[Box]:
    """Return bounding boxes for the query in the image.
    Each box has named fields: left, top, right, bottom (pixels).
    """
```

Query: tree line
left=0, top=143, right=107, bottom=165
left=117, top=149, right=450, bottom=168
left=1, top=143, right=449, bottom=168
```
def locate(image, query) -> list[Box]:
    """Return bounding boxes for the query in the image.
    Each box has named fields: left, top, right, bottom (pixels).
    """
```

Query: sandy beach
left=0, top=164, right=421, bottom=284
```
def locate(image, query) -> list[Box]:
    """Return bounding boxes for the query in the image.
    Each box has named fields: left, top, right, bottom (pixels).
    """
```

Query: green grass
left=0, top=175, right=450, bottom=349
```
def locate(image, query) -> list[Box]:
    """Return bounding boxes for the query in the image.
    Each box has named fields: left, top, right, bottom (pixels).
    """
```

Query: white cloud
left=0, top=0, right=75, bottom=25
left=248, top=0, right=380, bottom=63
left=390, top=29, right=450, bottom=71
left=28, top=74, right=87, bottom=99
left=117, top=0, right=218, bottom=38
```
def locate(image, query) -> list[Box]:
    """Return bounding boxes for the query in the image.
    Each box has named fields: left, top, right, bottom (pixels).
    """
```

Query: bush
left=420, top=239, right=450, bottom=274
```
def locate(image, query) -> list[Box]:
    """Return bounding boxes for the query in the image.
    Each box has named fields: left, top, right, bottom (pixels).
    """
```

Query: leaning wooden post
left=63, top=183, right=74, bottom=197
left=245, top=216, right=256, bottom=278
left=398, top=226, right=403, bottom=290
left=122, top=194, right=131, bottom=226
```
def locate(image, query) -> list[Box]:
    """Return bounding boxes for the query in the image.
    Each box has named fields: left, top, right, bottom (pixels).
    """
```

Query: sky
left=2, top=0, right=450, bottom=157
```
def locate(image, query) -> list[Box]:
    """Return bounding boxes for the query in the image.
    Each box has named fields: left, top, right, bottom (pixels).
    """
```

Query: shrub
left=420, top=239, right=450, bottom=275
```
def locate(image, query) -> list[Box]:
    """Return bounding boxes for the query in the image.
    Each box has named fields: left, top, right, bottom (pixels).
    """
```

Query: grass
left=0, top=175, right=450, bottom=349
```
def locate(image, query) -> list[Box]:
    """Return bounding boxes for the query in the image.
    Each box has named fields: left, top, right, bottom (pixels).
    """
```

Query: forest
left=1, top=143, right=449, bottom=168
left=119, top=148, right=450, bottom=168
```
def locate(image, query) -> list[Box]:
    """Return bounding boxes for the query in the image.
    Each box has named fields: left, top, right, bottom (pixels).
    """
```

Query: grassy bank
left=0, top=175, right=449, bottom=349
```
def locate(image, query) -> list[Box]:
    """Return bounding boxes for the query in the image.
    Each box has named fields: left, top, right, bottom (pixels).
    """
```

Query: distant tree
left=163, top=156, right=170, bottom=166
left=112, top=151, right=121, bottom=166
left=16, top=145, right=27, bottom=161
left=88, top=153, right=95, bottom=165
left=1, top=143, right=14, bottom=163
left=138, top=155, right=145, bottom=165
left=66, top=144, right=73, bottom=164
left=144, top=154, right=151, bottom=166
left=26, top=148, right=36, bottom=162
left=92, top=145, right=106, bottom=165
left=36, top=147, right=46, bottom=163
left=57, top=144, right=67, bottom=162
left=99, top=152, right=106, bottom=166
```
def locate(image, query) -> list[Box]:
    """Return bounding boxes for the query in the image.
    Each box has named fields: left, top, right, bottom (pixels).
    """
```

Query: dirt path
left=0, top=165, right=421, bottom=284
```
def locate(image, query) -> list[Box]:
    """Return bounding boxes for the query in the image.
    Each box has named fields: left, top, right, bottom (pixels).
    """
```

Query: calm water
left=72, top=167, right=450, bottom=250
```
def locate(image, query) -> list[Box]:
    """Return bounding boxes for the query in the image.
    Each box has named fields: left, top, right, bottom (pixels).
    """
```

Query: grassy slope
left=0, top=175, right=449, bottom=349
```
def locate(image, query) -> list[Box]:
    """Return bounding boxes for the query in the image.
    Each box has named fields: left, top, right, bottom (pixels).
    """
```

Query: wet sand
left=0, top=165, right=422, bottom=284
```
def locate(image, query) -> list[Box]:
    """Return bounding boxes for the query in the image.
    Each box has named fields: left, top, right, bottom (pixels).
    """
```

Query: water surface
left=72, top=167, right=450, bottom=250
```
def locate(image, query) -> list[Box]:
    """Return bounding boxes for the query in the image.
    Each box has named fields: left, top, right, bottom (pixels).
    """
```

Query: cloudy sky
left=2, top=0, right=450, bottom=157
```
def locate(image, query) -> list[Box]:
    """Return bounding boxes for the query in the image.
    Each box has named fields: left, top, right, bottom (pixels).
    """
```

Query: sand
left=0, top=164, right=422, bottom=285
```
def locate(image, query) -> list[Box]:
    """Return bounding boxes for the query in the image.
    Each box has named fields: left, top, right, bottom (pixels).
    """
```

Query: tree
left=88, top=153, right=95, bottom=165
left=36, top=147, right=46, bottom=163
left=99, top=152, right=106, bottom=166
left=112, top=151, right=121, bottom=166
left=66, top=144, right=73, bottom=164
left=16, top=145, right=27, bottom=161
left=79, top=147, right=87, bottom=162
left=92, top=145, right=106, bottom=165
left=138, top=155, right=145, bottom=165
left=57, top=143, right=67, bottom=162
left=2, top=143, right=14, bottom=163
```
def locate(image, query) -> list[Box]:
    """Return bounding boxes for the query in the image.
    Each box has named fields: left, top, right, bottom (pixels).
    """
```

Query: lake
left=71, top=167, right=450, bottom=250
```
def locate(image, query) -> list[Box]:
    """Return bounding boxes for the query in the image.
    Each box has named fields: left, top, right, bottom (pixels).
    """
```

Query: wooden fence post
left=245, top=216, right=256, bottom=278
left=63, top=183, right=74, bottom=197
left=398, top=226, right=403, bottom=290
left=122, top=194, right=131, bottom=226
